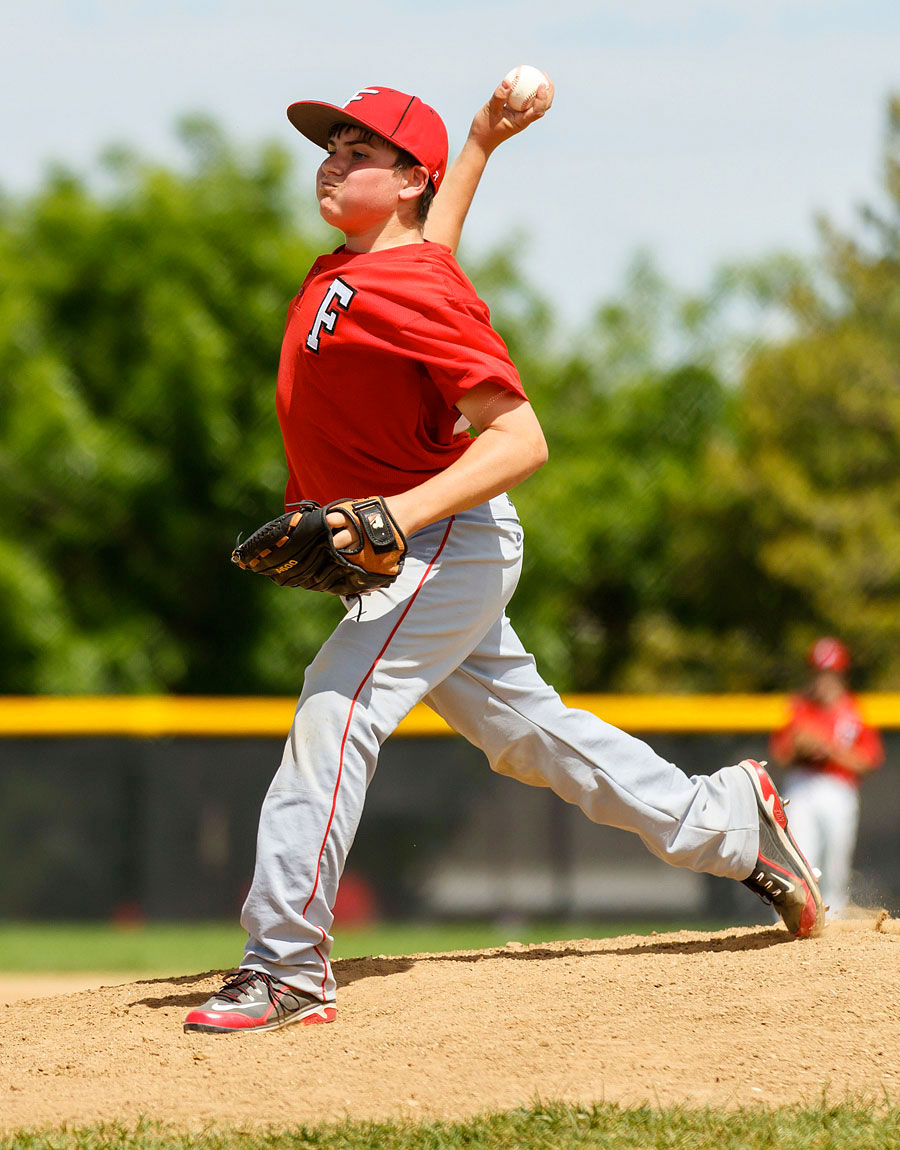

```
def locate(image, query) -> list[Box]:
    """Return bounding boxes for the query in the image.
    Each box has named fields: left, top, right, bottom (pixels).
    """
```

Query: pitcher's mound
left=2, top=918, right=899, bottom=1132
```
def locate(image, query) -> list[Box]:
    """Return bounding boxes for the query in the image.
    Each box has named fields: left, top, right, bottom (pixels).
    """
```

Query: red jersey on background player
left=770, top=637, right=883, bottom=917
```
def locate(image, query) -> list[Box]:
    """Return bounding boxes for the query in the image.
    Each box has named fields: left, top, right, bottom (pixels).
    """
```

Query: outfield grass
left=0, top=919, right=732, bottom=974
left=4, top=1102, right=900, bottom=1149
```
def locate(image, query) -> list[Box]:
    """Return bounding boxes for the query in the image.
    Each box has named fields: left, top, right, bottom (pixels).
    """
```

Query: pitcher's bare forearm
left=388, top=407, right=547, bottom=537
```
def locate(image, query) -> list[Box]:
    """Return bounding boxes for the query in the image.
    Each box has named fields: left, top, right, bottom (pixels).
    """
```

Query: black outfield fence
left=1, top=696, right=897, bottom=923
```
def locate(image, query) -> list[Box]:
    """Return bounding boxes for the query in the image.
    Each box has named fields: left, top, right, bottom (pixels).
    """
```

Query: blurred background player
left=769, top=637, right=884, bottom=917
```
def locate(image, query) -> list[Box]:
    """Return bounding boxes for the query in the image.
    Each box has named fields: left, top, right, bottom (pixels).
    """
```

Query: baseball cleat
left=183, top=969, right=336, bottom=1033
left=739, top=759, right=825, bottom=939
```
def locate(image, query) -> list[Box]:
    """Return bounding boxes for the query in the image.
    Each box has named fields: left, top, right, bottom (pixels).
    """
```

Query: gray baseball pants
left=240, top=495, right=759, bottom=1003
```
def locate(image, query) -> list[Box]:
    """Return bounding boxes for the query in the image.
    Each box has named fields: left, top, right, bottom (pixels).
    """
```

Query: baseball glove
left=232, top=496, right=408, bottom=596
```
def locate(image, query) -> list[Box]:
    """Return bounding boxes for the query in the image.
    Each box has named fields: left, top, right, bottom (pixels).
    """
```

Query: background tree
left=0, top=118, right=337, bottom=692
left=505, top=253, right=770, bottom=692
left=2, top=97, right=900, bottom=694
left=727, top=96, right=900, bottom=688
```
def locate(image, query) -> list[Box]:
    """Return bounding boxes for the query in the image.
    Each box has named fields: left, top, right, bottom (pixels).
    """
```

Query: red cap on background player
left=807, top=637, right=850, bottom=673
left=287, top=86, right=449, bottom=193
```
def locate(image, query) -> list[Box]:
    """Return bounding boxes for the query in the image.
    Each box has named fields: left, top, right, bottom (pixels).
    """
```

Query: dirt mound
left=2, top=916, right=899, bottom=1132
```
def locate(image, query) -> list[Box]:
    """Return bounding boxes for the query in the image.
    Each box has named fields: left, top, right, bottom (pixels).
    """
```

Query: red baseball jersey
left=769, top=693, right=884, bottom=787
left=275, top=241, right=526, bottom=507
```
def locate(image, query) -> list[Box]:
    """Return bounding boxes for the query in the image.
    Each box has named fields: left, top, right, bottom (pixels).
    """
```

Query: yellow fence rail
left=1, top=693, right=900, bottom=737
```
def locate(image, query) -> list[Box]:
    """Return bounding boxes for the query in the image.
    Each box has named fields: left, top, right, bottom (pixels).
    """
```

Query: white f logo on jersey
left=306, top=277, right=356, bottom=352
left=343, top=88, right=380, bottom=106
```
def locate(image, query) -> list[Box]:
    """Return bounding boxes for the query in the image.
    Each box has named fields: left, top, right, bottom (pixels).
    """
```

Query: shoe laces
left=214, top=969, right=280, bottom=1004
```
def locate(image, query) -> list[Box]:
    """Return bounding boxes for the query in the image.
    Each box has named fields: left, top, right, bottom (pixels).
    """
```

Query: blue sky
left=4, top=1, right=900, bottom=324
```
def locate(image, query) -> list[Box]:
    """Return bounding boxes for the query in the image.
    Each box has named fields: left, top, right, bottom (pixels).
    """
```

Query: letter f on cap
left=343, top=89, right=380, bottom=105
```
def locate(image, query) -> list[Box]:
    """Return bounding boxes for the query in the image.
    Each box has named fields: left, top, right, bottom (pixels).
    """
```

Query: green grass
left=3, top=1102, right=900, bottom=1149
left=0, top=919, right=731, bottom=974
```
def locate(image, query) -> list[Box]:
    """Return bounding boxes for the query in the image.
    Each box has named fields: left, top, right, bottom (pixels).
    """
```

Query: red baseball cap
left=287, top=85, right=449, bottom=192
left=807, top=637, right=850, bottom=673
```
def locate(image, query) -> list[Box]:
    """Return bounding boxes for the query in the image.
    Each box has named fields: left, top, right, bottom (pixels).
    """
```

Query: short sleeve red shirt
left=769, top=693, right=884, bottom=787
left=275, top=241, right=526, bottom=507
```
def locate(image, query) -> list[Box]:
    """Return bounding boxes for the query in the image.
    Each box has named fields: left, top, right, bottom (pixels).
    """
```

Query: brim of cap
left=287, top=100, right=376, bottom=150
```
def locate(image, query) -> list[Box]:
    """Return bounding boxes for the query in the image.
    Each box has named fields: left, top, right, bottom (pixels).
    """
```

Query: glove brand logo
left=306, top=277, right=357, bottom=353
left=274, top=559, right=299, bottom=573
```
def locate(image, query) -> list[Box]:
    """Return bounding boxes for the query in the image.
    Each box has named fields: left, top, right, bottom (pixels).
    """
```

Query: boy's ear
left=397, top=164, right=430, bottom=201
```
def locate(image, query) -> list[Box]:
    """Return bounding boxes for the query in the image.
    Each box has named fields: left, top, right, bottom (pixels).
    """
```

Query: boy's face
left=809, top=669, right=845, bottom=707
left=316, top=127, right=419, bottom=237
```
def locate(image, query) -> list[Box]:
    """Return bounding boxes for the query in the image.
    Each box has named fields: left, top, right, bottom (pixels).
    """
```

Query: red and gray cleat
left=739, top=759, right=825, bottom=939
left=183, top=969, right=336, bottom=1033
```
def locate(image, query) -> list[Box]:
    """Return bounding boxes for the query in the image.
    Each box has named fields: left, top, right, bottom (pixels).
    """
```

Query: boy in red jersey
left=770, top=638, right=883, bottom=917
left=185, top=77, right=824, bottom=1034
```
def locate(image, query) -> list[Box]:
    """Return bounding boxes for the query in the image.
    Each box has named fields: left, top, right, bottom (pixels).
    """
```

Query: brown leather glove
left=232, top=496, right=408, bottom=596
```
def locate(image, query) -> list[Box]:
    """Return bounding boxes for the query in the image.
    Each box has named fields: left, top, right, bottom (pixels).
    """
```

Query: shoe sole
left=741, top=759, right=825, bottom=938
left=183, top=1002, right=337, bottom=1034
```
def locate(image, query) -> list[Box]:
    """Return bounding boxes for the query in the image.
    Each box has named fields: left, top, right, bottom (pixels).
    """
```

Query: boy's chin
left=317, top=196, right=344, bottom=223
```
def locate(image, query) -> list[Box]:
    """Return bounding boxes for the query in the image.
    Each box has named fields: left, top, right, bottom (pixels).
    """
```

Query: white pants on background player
left=780, top=768, right=859, bottom=917
left=240, top=495, right=760, bottom=1003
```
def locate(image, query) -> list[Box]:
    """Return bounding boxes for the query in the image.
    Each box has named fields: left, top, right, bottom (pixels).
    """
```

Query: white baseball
left=503, top=64, right=546, bottom=112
